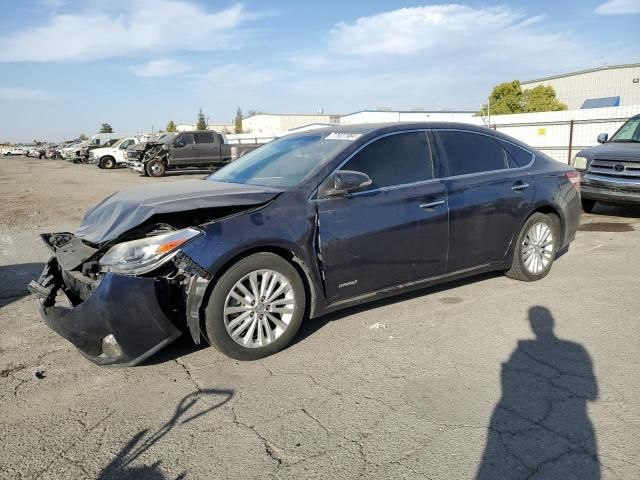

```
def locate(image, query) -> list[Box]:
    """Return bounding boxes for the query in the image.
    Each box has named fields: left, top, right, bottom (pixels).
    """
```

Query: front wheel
left=204, top=253, right=306, bottom=360
left=145, top=160, right=166, bottom=177
left=506, top=213, right=558, bottom=282
left=581, top=199, right=596, bottom=213
left=100, top=156, right=116, bottom=169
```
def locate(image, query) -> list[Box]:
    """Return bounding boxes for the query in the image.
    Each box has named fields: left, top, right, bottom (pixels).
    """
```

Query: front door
left=434, top=130, right=535, bottom=271
left=172, top=133, right=196, bottom=164
left=316, top=130, right=449, bottom=302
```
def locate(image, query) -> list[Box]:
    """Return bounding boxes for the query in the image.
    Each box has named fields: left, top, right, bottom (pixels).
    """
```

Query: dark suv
left=30, top=123, right=581, bottom=366
left=572, top=114, right=640, bottom=211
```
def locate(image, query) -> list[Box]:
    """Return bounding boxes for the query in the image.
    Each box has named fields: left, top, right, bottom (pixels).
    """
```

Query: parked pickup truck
left=127, top=131, right=260, bottom=177
left=90, top=137, right=140, bottom=169
left=572, top=114, right=640, bottom=211
left=3, top=147, right=26, bottom=156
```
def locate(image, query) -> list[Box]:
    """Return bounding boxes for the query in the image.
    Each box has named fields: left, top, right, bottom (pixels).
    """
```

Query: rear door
left=316, top=130, right=449, bottom=302
left=193, top=132, right=220, bottom=166
left=171, top=133, right=196, bottom=164
left=434, top=129, right=534, bottom=272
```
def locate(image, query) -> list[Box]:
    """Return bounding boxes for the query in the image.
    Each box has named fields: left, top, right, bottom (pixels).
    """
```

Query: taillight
left=566, top=171, right=581, bottom=192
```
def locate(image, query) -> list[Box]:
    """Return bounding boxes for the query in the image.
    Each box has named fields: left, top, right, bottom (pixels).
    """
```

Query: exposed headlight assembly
left=99, top=227, right=201, bottom=275
left=572, top=156, right=588, bottom=170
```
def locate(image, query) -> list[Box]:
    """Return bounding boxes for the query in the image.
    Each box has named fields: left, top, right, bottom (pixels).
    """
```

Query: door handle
left=419, top=200, right=445, bottom=209
left=511, top=182, right=530, bottom=191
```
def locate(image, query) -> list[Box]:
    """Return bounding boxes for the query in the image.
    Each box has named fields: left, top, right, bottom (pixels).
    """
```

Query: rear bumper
left=581, top=180, right=640, bottom=205
left=29, top=257, right=182, bottom=367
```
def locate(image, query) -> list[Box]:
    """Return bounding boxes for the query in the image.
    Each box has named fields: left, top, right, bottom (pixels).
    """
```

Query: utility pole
left=487, top=95, right=491, bottom=129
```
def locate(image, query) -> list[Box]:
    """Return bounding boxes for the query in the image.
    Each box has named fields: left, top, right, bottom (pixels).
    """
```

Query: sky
left=0, top=0, right=639, bottom=142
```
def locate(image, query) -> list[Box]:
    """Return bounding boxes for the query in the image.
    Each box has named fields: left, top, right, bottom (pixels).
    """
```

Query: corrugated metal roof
left=522, top=63, right=640, bottom=84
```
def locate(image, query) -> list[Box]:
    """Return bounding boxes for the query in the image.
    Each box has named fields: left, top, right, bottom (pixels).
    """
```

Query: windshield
left=610, top=117, right=640, bottom=143
left=208, top=132, right=360, bottom=188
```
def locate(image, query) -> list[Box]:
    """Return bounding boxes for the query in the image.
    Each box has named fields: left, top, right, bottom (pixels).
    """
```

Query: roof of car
left=308, top=121, right=494, bottom=135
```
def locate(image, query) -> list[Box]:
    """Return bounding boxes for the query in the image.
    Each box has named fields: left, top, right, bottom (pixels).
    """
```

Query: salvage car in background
left=4, top=146, right=26, bottom=156
left=29, top=122, right=581, bottom=366
left=91, top=137, right=140, bottom=169
left=128, top=130, right=260, bottom=177
left=572, top=113, right=640, bottom=211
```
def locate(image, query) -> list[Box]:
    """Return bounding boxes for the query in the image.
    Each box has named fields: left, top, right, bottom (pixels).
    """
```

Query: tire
left=146, top=160, right=166, bottom=177
left=581, top=199, right=596, bottom=213
left=100, top=156, right=115, bottom=169
left=204, top=253, right=306, bottom=360
left=505, top=213, right=559, bottom=282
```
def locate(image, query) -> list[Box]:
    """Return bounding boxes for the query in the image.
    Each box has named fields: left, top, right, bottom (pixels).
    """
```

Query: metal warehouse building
left=521, top=63, right=640, bottom=110
left=242, top=113, right=341, bottom=135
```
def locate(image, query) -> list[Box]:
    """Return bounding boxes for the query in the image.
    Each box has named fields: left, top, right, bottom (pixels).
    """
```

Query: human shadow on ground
left=476, top=306, right=600, bottom=479
left=97, top=387, right=234, bottom=479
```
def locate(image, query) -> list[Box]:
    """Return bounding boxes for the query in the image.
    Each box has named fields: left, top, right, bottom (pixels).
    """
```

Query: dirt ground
left=1, top=156, right=640, bottom=479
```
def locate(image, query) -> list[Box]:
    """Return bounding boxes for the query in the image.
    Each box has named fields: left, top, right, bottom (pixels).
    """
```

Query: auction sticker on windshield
left=326, top=132, right=362, bottom=141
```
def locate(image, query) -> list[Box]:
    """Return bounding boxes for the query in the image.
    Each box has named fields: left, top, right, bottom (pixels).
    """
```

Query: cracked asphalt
left=1, top=157, right=640, bottom=479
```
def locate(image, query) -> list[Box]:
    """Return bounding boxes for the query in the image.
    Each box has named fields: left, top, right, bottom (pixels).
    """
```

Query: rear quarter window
left=500, top=140, right=533, bottom=168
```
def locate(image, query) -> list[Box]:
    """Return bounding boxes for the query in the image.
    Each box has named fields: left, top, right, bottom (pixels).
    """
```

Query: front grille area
left=588, top=159, right=640, bottom=179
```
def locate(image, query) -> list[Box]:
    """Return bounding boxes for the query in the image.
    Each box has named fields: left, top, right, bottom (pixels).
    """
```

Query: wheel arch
left=505, top=203, right=564, bottom=265
left=194, top=245, right=319, bottom=344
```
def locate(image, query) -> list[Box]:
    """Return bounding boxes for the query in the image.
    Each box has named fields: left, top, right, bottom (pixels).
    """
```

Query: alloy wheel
left=223, top=269, right=295, bottom=348
left=522, top=222, right=554, bottom=275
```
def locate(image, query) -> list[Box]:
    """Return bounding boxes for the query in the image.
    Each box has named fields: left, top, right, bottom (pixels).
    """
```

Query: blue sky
left=0, top=0, right=638, bottom=142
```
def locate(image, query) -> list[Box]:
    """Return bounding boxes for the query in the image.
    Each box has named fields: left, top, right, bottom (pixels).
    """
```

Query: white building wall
left=340, top=111, right=477, bottom=125
left=243, top=114, right=339, bottom=135
left=490, top=104, right=640, bottom=162
left=521, top=64, right=640, bottom=110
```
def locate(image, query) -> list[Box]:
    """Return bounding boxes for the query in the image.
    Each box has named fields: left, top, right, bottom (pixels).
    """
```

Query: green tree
left=196, top=109, right=207, bottom=130
left=99, top=123, right=113, bottom=133
left=479, top=80, right=567, bottom=116
left=234, top=107, right=243, bottom=133
left=79, top=133, right=88, bottom=141
left=166, top=120, right=177, bottom=132
left=522, top=85, right=568, bottom=112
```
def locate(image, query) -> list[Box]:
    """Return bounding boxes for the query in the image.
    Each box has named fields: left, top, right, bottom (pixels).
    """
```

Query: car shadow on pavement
left=97, top=387, right=234, bottom=479
left=475, top=306, right=600, bottom=479
left=292, top=271, right=501, bottom=348
left=0, top=262, right=45, bottom=308
left=587, top=203, right=640, bottom=218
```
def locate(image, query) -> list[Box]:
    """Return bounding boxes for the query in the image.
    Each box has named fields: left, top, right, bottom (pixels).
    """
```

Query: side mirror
left=325, top=170, right=372, bottom=197
left=597, top=133, right=608, bottom=144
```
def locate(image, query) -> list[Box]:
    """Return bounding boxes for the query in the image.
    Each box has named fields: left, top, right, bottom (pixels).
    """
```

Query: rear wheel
left=146, top=160, right=166, bottom=177
left=204, top=253, right=306, bottom=360
left=506, top=213, right=558, bottom=282
left=581, top=199, right=596, bottom=213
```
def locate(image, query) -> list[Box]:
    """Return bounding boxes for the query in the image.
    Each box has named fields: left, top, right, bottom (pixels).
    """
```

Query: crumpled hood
left=578, top=142, right=640, bottom=161
left=75, top=179, right=282, bottom=244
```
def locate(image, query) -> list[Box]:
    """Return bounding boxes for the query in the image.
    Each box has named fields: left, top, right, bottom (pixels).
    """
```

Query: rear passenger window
left=341, top=131, right=432, bottom=189
left=500, top=140, right=533, bottom=168
left=437, top=131, right=507, bottom=176
left=194, top=132, right=215, bottom=144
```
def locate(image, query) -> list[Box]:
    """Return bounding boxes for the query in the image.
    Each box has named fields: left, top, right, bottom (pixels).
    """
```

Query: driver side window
left=340, top=131, right=433, bottom=191
left=182, top=134, right=194, bottom=145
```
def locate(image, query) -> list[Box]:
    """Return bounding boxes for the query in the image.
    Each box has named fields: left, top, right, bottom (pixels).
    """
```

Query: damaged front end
left=28, top=227, right=211, bottom=367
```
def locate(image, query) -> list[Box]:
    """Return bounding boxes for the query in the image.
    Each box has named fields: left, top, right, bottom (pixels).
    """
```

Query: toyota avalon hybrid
left=29, top=123, right=581, bottom=366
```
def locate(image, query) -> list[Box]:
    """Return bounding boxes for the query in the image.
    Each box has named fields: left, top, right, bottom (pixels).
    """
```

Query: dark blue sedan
left=29, top=123, right=581, bottom=366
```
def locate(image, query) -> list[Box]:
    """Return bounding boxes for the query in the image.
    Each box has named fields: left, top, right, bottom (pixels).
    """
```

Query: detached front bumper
left=29, top=257, right=182, bottom=367
left=128, top=161, right=145, bottom=173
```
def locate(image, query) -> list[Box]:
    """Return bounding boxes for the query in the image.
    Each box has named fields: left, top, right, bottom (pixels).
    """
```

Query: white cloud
left=0, top=87, right=50, bottom=101
left=0, top=0, right=251, bottom=62
left=131, top=58, right=192, bottom=77
left=595, top=0, right=640, bottom=14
